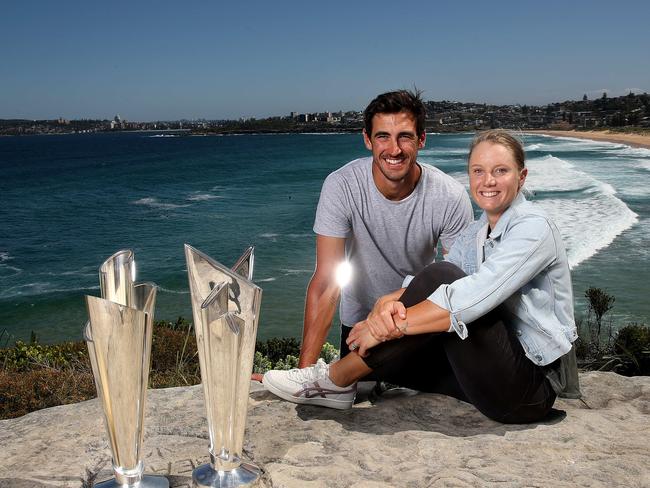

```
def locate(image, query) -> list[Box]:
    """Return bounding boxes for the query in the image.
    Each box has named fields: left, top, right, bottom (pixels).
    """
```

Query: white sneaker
left=262, top=359, right=356, bottom=410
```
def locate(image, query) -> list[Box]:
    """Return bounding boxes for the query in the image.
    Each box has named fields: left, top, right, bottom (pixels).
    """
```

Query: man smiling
left=298, top=90, right=473, bottom=369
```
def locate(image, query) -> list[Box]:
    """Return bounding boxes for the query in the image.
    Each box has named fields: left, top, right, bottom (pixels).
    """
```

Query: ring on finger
left=350, top=343, right=360, bottom=351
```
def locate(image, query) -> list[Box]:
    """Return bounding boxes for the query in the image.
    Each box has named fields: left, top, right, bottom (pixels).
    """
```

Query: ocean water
left=0, top=132, right=648, bottom=344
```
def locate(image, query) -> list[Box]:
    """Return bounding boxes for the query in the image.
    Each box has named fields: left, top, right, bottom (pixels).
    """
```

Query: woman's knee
left=400, top=262, right=466, bottom=306
left=418, top=261, right=466, bottom=284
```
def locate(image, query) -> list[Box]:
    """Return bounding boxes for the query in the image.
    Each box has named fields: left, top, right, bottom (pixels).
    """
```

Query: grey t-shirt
left=314, top=156, right=473, bottom=326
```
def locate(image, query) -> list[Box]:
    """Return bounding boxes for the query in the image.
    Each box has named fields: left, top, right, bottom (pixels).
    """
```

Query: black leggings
left=352, top=261, right=556, bottom=424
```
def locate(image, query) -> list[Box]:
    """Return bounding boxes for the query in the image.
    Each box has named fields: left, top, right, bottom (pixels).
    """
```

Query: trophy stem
left=114, top=461, right=144, bottom=485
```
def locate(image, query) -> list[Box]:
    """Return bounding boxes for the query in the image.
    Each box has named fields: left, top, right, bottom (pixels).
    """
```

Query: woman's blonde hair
left=468, top=129, right=525, bottom=170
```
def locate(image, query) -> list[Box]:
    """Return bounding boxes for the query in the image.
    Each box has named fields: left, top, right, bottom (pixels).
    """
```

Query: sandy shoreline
left=526, top=129, right=650, bottom=149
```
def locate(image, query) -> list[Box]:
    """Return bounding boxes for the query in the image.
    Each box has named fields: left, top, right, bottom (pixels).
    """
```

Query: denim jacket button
left=516, top=330, right=522, bottom=336
left=535, top=354, right=543, bottom=362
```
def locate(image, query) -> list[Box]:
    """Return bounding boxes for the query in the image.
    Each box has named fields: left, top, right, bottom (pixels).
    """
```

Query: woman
left=263, top=129, right=579, bottom=423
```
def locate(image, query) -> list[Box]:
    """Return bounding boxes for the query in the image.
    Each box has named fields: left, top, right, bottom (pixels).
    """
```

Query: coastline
left=526, top=129, right=650, bottom=149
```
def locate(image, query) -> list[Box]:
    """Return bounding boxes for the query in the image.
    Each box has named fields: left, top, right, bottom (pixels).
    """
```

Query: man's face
left=363, top=112, right=425, bottom=187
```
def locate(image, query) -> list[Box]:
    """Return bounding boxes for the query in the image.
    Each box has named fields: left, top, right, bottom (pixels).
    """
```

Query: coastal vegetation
left=1, top=288, right=648, bottom=420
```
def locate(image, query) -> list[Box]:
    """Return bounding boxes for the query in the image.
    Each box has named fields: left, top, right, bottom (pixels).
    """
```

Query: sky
left=2, top=0, right=649, bottom=121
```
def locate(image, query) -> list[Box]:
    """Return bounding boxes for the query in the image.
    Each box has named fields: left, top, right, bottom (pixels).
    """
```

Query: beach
left=527, top=129, right=650, bottom=149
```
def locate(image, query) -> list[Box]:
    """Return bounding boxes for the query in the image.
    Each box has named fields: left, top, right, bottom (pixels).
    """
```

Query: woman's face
left=469, top=141, right=527, bottom=225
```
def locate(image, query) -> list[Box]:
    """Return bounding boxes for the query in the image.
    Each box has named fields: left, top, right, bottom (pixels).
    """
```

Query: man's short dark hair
left=363, top=89, right=426, bottom=136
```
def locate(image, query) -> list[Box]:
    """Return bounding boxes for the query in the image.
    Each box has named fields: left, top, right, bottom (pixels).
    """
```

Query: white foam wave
left=158, top=286, right=189, bottom=295
left=257, top=277, right=276, bottom=282
left=579, top=181, right=619, bottom=198
left=42, top=270, right=96, bottom=279
left=260, top=233, right=279, bottom=239
left=420, top=147, right=468, bottom=156
left=148, top=134, right=178, bottom=138
left=133, top=197, right=190, bottom=209
left=535, top=197, right=637, bottom=268
left=0, top=282, right=100, bottom=299
left=450, top=171, right=469, bottom=187
left=0, top=252, right=22, bottom=277
left=616, top=145, right=650, bottom=158
left=527, top=135, right=622, bottom=152
left=0, top=265, right=22, bottom=277
left=633, top=160, right=650, bottom=171
left=449, top=153, right=639, bottom=268
left=526, top=155, right=638, bottom=267
left=188, top=192, right=221, bottom=201
left=525, top=155, right=591, bottom=192
left=280, top=268, right=312, bottom=275
left=524, top=155, right=638, bottom=267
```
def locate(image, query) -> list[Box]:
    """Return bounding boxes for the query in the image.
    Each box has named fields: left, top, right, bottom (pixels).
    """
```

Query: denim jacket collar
left=486, top=192, right=527, bottom=239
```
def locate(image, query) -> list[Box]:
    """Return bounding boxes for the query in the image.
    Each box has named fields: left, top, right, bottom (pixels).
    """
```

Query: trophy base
left=95, top=474, right=170, bottom=488
left=192, top=462, right=261, bottom=487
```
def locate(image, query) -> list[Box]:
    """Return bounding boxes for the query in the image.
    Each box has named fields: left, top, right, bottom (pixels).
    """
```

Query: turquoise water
left=1, top=132, right=648, bottom=344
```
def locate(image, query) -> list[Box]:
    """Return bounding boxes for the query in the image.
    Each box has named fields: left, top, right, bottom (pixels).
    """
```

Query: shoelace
left=287, top=358, right=328, bottom=383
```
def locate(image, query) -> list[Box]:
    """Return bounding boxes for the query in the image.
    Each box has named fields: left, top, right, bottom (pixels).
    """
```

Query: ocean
left=1, top=132, right=648, bottom=345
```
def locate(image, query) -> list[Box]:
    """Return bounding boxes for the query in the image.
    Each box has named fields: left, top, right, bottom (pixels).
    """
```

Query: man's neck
left=373, top=163, right=422, bottom=201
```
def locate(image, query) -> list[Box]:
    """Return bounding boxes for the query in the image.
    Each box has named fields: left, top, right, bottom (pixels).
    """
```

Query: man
left=299, top=89, right=473, bottom=368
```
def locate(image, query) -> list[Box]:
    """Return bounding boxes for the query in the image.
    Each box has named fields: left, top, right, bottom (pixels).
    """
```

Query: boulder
left=1, top=372, right=649, bottom=487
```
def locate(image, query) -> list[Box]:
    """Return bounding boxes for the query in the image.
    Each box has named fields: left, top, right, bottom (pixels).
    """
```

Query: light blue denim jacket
left=405, top=193, right=578, bottom=366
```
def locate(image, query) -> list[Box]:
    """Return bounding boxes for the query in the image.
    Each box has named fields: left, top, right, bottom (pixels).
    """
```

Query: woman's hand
left=366, top=297, right=407, bottom=341
left=346, top=320, right=381, bottom=357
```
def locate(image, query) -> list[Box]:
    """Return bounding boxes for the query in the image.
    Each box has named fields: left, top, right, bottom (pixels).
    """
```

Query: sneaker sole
left=262, top=376, right=354, bottom=410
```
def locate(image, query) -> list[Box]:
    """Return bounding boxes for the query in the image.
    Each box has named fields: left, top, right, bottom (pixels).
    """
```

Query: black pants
left=353, top=261, right=556, bottom=424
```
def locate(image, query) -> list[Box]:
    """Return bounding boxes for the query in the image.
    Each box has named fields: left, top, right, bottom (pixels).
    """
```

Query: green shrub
left=319, top=342, right=339, bottom=363
left=154, top=316, right=192, bottom=331
left=253, top=351, right=273, bottom=374
left=1, top=315, right=344, bottom=418
left=0, top=340, right=88, bottom=371
left=0, top=367, right=95, bottom=419
left=613, top=323, right=650, bottom=376
left=255, top=337, right=301, bottom=363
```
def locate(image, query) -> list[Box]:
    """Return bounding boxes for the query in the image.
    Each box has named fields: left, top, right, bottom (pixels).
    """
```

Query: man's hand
left=346, top=320, right=381, bottom=357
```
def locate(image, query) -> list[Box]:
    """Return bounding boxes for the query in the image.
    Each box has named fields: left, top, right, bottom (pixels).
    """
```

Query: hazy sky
left=2, top=0, right=649, bottom=121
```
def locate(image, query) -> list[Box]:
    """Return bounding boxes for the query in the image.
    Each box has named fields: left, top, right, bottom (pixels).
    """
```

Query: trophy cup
left=184, top=244, right=262, bottom=488
left=84, top=250, right=169, bottom=488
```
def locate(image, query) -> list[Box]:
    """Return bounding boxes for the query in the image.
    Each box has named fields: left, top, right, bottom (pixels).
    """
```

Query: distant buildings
left=1, top=93, right=648, bottom=136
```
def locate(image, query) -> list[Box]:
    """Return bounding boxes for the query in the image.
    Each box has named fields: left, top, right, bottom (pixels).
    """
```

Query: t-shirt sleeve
left=443, top=227, right=467, bottom=268
left=313, top=173, right=352, bottom=238
left=439, top=189, right=473, bottom=252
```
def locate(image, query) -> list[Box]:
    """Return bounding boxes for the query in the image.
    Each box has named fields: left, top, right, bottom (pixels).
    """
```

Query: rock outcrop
left=1, top=372, right=649, bottom=487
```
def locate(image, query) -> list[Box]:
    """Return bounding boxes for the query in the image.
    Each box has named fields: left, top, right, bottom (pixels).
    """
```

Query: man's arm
left=299, top=234, right=346, bottom=367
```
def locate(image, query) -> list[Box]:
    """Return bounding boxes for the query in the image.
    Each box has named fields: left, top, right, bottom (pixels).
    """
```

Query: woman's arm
left=429, top=215, right=557, bottom=338
left=348, top=299, right=452, bottom=356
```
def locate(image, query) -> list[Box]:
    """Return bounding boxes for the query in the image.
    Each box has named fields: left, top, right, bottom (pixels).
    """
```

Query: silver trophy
left=84, top=250, right=169, bottom=488
left=184, top=244, right=262, bottom=488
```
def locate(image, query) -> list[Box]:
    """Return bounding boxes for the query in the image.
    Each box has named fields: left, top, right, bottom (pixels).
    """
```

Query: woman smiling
left=263, top=129, right=580, bottom=423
